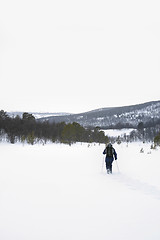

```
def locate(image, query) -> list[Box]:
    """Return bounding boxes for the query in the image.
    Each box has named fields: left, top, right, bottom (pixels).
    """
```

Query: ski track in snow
left=108, top=173, right=160, bottom=201
left=1, top=142, right=160, bottom=240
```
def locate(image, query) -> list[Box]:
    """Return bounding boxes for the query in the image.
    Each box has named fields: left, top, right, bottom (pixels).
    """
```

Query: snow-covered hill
left=0, top=142, right=160, bottom=240
left=6, top=101, right=160, bottom=129
left=38, top=100, right=160, bottom=128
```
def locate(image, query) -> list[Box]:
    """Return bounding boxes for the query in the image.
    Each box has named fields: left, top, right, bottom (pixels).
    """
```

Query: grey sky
left=0, top=0, right=160, bottom=113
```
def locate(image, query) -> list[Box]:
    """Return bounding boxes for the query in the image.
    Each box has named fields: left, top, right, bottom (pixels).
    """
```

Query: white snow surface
left=0, top=142, right=160, bottom=240
left=103, top=128, right=134, bottom=137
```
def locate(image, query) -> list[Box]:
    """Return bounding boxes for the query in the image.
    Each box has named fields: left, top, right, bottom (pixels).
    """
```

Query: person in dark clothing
left=103, top=143, right=117, bottom=174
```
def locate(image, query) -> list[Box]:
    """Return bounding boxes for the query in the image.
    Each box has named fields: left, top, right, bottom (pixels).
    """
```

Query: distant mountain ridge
left=38, top=100, right=160, bottom=129
left=7, top=112, right=71, bottom=119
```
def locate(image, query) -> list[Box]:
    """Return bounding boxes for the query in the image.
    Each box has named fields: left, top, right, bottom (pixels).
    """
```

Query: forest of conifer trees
left=0, top=110, right=108, bottom=145
left=1, top=110, right=160, bottom=145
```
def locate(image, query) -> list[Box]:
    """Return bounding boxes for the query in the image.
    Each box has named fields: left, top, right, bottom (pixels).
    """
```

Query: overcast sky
left=0, top=0, right=160, bottom=113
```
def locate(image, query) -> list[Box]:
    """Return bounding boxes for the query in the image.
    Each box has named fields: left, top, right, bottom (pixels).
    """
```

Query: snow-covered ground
left=103, top=128, right=134, bottom=137
left=0, top=142, right=160, bottom=240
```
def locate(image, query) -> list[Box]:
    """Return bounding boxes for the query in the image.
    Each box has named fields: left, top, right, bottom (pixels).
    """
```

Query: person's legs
left=109, top=164, right=112, bottom=174
left=106, top=161, right=110, bottom=174
left=108, top=159, right=113, bottom=174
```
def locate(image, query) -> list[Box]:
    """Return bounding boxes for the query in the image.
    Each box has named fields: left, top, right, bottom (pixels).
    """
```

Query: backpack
left=106, top=146, right=114, bottom=157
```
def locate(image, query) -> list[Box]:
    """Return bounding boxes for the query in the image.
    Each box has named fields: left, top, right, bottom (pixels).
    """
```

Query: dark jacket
left=103, top=144, right=117, bottom=163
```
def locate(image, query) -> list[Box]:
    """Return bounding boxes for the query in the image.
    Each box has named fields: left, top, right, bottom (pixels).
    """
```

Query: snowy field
left=0, top=142, right=160, bottom=240
left=103, top=128, right=134, bottom=137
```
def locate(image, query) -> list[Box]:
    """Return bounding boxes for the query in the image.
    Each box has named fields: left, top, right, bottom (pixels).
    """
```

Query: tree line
left=1, top=110, right=160, bottom=146
left=0, top=110, right=109, bottom=145
left=154, top=131, right=160, bottom=146
left=109, top=121, right=160, bottom=145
